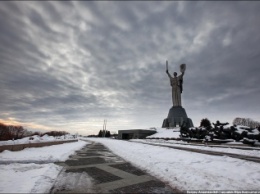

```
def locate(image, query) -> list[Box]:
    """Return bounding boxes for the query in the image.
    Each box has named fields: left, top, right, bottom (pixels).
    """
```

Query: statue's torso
left=170, top=76, right=181, bottom=88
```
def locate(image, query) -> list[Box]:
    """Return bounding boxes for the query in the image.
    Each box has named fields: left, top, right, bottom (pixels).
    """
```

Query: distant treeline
left=87, top=130, right=118, bottom=138
left=233, top=117, right=260, bottom=128
left=0, top=122, right=69, bottom=141
left=0, top=123, right=27, bottom=141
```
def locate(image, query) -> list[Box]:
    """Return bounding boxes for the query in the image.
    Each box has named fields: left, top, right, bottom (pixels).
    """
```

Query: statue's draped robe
left=169, top=75, right=182, bottom=106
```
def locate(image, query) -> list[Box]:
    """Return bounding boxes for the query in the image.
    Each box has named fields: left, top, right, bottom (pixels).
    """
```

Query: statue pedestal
left=162, top=106, right=193, bottom=128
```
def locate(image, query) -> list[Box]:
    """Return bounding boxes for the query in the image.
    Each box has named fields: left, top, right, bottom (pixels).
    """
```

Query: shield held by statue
left=180, top=64, right=186, bottom=73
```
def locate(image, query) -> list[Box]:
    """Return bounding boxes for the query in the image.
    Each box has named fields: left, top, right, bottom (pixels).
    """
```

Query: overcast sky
left=0, top=1, right=260, bottom=135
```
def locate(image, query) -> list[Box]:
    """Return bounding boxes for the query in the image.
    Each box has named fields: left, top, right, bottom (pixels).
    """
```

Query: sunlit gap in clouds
left=0, top=118, right=53, bottom=132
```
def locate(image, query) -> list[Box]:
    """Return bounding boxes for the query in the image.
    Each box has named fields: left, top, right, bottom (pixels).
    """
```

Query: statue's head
left=173, top=72, right=177, bottom=77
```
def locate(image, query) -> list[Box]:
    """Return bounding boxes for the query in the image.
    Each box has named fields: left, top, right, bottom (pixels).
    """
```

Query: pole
left=102, top=119, right=105, bottom=137
left=104, top=119, right=107, bottom=137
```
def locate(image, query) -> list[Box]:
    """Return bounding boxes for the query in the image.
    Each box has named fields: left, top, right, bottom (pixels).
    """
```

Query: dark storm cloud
left=0, top=1, right=260, bottom=134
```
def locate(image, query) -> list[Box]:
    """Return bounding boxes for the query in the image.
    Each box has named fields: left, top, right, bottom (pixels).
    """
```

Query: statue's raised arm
left=179, top=64, right=186, bottom=78
left=166, top=60, right=172, bottom=79
left=179, top=64, right=186, bottom=93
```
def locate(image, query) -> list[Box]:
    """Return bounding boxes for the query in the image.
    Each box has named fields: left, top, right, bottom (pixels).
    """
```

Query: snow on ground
left=131, top=139, right=260, bottom=157
left=0, top=134, right=76, bottom=146
left=147, top=127, right=181, bottom=138
left=52, top=171, right=94, bottom=193
left=0, top=140, right=87, bottom=163
left=0, top=140, right=88, bottom=193
left=89, top=138, right=260, bottom=191
left=0, top=163, right=61, bottom=193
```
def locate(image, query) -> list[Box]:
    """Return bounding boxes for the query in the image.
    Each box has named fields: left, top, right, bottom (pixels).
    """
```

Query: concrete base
left=162, top=106, right=193, bottom=128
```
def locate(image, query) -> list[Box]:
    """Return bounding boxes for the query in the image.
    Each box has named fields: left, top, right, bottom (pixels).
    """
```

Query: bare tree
left=0, top=123, right=10, bottom=140
left=233, top=117, right=260, bottom=128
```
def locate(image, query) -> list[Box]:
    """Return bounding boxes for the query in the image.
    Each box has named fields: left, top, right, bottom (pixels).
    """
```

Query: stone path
left=50, top=141, right=178, bottom=193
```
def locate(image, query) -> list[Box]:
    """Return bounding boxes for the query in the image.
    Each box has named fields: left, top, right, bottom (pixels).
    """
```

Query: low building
left=118, top=129, right=156, bottom=140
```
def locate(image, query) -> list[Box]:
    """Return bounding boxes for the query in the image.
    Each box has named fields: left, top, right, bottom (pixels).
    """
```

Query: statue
left=166, top=61, right=186, bottom=107
left=162, top=61, right=193, bottom=128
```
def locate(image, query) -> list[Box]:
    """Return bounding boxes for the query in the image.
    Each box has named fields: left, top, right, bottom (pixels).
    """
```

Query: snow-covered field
left=89, top=138, right=260, bottom=191
left=0, top=134, right=76, bottom=146
left=0, top=140, right=87, bottom=193
left=147, top=127, right=181, bottom=138
left=131, top=139, right=260, bottom=157
left=1, top=134, right=260, bottom=192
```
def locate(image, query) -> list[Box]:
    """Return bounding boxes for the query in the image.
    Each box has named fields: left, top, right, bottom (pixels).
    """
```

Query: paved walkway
left=50, top=141, right=178, bottom=193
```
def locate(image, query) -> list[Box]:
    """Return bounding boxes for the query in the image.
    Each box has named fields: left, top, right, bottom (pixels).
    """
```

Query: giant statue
left=166, top=61, right=186, bottom=107
left=162, top=61, right=193, bottom=128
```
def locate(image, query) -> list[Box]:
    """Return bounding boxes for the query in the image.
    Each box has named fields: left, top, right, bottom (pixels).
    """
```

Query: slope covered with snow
left=0, top=134, right=76, bottom=146
left=0, top=140, right=87, bottom=193
left=146, top=127, right=181, bottom=138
